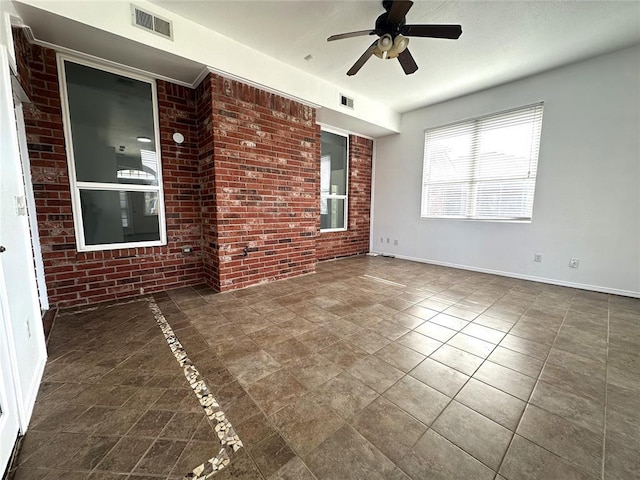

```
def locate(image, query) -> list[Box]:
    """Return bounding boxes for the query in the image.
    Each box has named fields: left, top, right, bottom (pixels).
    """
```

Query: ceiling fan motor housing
left=375, top=11, right=405, bottom=38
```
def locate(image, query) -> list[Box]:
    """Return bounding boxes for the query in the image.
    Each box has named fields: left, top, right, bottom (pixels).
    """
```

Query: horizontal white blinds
left=422, top=103, right=544, bottom=220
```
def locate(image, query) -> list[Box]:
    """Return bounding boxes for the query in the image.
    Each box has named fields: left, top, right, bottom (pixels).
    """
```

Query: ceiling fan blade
left=387, top=0, right=414, bottom=24
left=398, top=48, right=418, bottom=75
left=403, top=24, right=462, bottom=39
left=327, top=30, right=376, bottom=42
left=347, top=41, right=378, bottom=76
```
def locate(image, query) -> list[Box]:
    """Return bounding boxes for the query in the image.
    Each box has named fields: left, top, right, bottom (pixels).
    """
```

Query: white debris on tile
left=148, top=299, right=243, bottom=479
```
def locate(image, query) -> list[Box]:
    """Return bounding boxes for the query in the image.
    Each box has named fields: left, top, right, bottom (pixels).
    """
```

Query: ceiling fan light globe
left=394, top=34, right=409, bottom=54
left=378, top=34, right=393, bottom=51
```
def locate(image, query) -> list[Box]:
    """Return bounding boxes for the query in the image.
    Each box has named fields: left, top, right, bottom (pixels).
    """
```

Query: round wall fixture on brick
left=173, top=132, right=185, bottom=144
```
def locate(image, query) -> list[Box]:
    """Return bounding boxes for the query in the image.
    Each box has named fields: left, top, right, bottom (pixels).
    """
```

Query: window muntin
left=59, top=56, right=166, bottom=251
left=320, top=130, right=348, bottom=231
left=421, top=103, right=543, bottom=221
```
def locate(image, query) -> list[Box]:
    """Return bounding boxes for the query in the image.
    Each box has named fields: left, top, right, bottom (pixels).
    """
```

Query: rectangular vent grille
left=340, top=94, right=354, bottom=109
left=132, top=5, right=173, bottom=40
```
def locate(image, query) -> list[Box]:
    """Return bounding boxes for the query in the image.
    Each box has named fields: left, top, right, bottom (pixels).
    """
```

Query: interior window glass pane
left=80, top=190, right=160, bottom=245
left=65, top=61, right=159, bottom=186
left=320, top=198, right=345, bottom=230
left=320, top=131, right=347, bottom=196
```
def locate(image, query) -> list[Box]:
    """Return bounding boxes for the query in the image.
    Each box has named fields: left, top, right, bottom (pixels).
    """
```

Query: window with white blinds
left=421, top=103, right=544, bottom=221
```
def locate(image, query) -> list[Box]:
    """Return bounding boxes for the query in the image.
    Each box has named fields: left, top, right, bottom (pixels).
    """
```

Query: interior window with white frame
left=421, top=103, right=544, bottom=221
left=58, top=56, right=166, bottom=251
left=320, top=130, right=348, bottom=231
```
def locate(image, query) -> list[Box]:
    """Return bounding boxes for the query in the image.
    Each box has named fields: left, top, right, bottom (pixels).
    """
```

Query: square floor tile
left=134, top=439, right=187, bottom=476
left=352, top=396, right=427, bottom=464
left=461, top=323, right=506, bottom=344
left=415, top=322, right=457, bottom=342
left=432, top=401, right=512, bottom=470
left=429, top=313, right=469, bottom=331
left=305, top=425, right=396, bottom=480
left=347, top=330, right=391, bottom=354
left=313, top=372, right=378, bottom=420
left=249, top=433, right=296, bottom=478
left=348, top=356, right=404, bottom=393
left=409, top=358, right=469, bottom=397
left=529, top=381, right=603, bottom=434
left=430, top=344, right=484, bottom=376
left=374, top=343, right=425, bottom=373
left=473, top=361, right=536, bottom=401
left=397, top=331, right=442, bottom=356
left=448, top=333, right=496, bottom=358
left=500, top=434, right=596, bottom=480
left=402, top=305, right=439, bottom=321
left=234, top=413, right=277, bottom=446
left=383, top=375, right=450, bottom=425
left=286, top=353, right=343, bottom=390
left=455, top=378, right=526, bottom=430
left=499, top=334, right=550, bottom=361
left=319, top=340, right=368, bottom=369
left=270, top=395, right=344, bottom=456
left=246, top=370, right=308, bottom=416
left=400, top=430, right=494, bottom=480
left=487, top=346, right=544, bottom=378
left=517, top=404, right=602, bottom=476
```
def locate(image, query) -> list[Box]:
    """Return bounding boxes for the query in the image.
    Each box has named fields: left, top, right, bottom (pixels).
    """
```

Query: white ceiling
left=151, top=0, right=640, bottom=113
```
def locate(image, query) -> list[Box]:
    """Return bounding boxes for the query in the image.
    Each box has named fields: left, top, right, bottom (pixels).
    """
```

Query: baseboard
left=371, top=251, right=640, bottom=299
left=18, top=353, right=47, bottom=432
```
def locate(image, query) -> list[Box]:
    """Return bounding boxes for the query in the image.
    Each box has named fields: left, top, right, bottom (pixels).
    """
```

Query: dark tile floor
left=9, top=256, right=640, bottom=479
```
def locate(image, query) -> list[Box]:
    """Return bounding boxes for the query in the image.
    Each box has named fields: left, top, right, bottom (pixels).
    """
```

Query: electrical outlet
left=380, top=237, right=384, bottom=243
left=534, top=253, right=542, bottom=262
left=569, top=258, right=579, bottom=268
left=394, top=240, right=398, bottom=246
left=386, top=237, right=390, bottom=244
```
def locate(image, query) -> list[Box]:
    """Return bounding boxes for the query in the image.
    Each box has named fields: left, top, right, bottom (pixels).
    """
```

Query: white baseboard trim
left=370, top=251, right=640, bottom=299
left=19, top=352, right=47, bottom=433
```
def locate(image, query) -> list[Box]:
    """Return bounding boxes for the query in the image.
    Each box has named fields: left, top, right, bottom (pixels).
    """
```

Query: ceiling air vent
left=131, top=5, right=173, bottom=40
left=340, top=94, right=354, bottom=109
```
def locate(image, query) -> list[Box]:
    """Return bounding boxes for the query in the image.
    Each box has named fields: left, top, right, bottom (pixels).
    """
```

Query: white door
left=0, top=42, right=19, bottom=472
left=0, top=44, right=32, bottom=473
left=0, top=274, right=20, bottom=472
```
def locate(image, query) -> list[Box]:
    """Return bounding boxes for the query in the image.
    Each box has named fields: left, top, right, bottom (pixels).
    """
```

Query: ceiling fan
left=327, top=0, right=462, bottom=76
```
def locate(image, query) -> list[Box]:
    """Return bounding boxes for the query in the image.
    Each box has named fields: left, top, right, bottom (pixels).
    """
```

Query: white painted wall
left=373, top=45, right=640, bottom=297
left=15, top=0, right=401, bottom=136
left=0, top=0, right=47, bottom=430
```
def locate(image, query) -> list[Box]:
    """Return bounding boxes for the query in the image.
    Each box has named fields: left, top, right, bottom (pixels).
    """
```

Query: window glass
left=65, top=62, right=159, bottom=186
left=320, top=131, right=348, bottom=231
left=422, top=103, right=543, bottom=221
left=80, top=190, right=160, bottom=245
left=320, top=198, right=346, bottom=230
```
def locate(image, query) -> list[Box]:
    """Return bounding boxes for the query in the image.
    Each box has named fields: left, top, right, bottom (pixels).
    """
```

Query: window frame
left=420, top=103, right=543, bottom=223
left=319, top=128, right=349, bottom=233
left=57, top=54, right=167, bottom=252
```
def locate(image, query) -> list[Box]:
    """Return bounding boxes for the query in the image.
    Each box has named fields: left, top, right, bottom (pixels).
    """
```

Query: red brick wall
left=13, top=28, right=373, bottom=306
left=317, top=135, right=373, bottom=260
left=208, top=74, right=319, bottom=290
left=196, top=76, right=219, bottom=289
left=14, top=29, right=204, bottom=308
